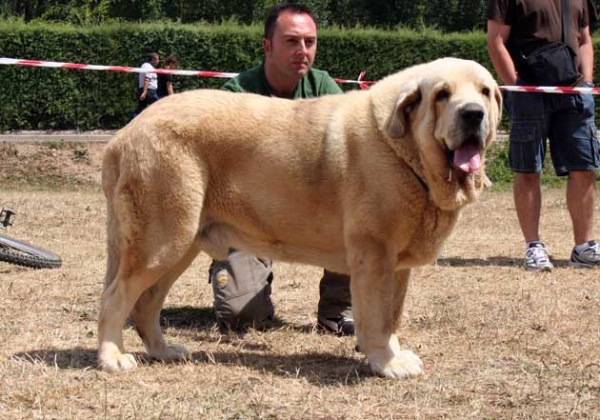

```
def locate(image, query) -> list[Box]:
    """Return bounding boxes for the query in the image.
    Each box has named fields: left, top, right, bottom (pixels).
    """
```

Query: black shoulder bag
left=519, top=0, right=579, bottom=86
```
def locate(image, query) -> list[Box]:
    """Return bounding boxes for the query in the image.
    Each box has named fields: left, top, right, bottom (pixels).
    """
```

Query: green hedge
left=0, top=21, right=596, bottom=131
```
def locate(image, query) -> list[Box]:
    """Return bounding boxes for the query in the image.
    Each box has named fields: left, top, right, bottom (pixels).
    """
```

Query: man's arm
left=139, top=63, right=152, bottom=99
left=140, top=77, right=150, bottom=99
left=167, top=76, right=174, bottom=95
left=487, top=19, right=517, bottom=85
left=579, top=25, right=594, bottom=83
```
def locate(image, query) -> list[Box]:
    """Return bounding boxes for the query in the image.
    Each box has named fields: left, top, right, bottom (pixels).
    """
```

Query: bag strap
left=561, top=0, right=569, bottom=43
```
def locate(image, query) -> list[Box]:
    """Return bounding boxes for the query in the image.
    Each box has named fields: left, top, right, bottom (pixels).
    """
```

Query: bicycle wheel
left=0, top=233, right=62, bottom=269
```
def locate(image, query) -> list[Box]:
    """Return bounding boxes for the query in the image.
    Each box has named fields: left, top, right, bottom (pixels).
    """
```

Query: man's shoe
left=569, top=240, right=600, bottom=268
left=317, top=316, right=355, bottom=336
left=524, top=242, right=553, bottom=272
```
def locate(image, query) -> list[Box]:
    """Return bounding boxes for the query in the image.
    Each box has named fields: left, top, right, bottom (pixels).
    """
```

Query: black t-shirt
left=487, top=0, right=590, bottom=67
left=157, top=73, right=173, bottom=98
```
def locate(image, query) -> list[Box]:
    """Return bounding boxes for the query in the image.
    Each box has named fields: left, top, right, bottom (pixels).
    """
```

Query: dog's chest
left=396, top=205, right=459, bottom=268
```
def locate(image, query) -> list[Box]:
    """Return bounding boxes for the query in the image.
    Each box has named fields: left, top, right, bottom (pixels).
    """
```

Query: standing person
left=157, top=55, right=178, bottom=99
left=132, top=52, right=159, bottom=119
left=487, top=0, right=600, bottom=271
left=208, top=2, right=354, bottom=336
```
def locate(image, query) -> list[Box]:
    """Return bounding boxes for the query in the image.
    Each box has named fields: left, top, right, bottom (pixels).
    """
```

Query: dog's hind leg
left=99, top=225, right=202, bottom=372
left=98, top=148, right=205, bottom=372
left=129, top=242, right=202, bottom=362
left=99, top=146, right=144, bottom=372
left=98, top=269, right=155, bottom=372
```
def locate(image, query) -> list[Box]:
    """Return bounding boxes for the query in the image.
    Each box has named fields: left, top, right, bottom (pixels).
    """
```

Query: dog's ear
left=387, top=82, right=422, bottom=138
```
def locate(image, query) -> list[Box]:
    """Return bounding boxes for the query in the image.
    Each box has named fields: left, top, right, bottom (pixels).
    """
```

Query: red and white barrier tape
left=0, top=57, right=375, bottom=89
left=3, top=57, right=600, bottom=93
left=0, top=56, right=238, bottom=78
left=500, top=85, right=600, bottom=95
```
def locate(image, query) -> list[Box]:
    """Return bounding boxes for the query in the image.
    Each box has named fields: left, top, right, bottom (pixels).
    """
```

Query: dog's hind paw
left=371, top=350, right=423, bottom=379
left=100, top=352, right=138, bottom=373
left=148, top=343, right=190, bottom=362
left=162, top=344, right=190, bottom=362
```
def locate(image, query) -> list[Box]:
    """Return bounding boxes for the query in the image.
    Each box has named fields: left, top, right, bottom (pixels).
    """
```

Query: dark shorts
left=505, top=85, right=600, bottom=176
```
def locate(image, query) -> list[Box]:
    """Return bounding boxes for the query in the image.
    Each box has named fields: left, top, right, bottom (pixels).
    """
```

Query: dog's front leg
left=349, top=240, right=423, bottom=379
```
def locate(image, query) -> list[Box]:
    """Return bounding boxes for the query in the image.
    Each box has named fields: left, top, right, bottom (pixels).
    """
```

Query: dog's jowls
left=99, top=57, right=502, bottom=379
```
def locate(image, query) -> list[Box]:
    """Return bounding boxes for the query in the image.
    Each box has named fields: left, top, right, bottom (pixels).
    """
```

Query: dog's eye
left=482, top=87, right=491, bottom=97
left=435, top=89, right=450, bottom=102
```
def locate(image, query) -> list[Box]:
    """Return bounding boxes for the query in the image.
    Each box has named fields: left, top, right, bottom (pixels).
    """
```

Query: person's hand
left=577, top=79, right=594, bottom=87
left=140, top=92, right=147, bottom=100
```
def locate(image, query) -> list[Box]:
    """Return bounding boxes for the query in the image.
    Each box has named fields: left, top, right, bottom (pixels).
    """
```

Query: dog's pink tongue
left=453, top=143, right=481, bottom=173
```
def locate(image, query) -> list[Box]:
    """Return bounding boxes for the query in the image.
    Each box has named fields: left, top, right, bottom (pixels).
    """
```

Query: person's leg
left=132, top=88, right=147, bottom=119
left=514, top=173, right=553, bottom=271
left=567, top=171, right=596, bottom=244
left=513, top=172, right=542, bottom=243
left=506, top=89, right=553, bottom=271
left=317, top=270, right=354, bottom=335
left=147, top=89, right=159, bottom=106
left=549, top=92, right=600, bottom=267
left=209, top=250, right=274, bottom=332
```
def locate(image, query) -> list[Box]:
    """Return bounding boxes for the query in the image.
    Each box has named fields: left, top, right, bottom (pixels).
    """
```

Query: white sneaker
left=569, top=240, right=600, bottom=268
left=524, top=243, right=553, bottom=272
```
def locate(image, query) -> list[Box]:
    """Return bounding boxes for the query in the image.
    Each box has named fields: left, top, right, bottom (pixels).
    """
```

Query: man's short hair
left=146, top=53, right=159, bottom=63
left=264, top=3, right=317, bottom=40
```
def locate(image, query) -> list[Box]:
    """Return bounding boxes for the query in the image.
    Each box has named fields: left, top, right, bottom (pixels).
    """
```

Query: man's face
left=151, top=55, right=160, bottom=67
left=263, top=11, right=317, bottom=79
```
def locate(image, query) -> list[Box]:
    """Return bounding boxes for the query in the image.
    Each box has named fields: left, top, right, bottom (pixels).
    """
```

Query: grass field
left=0, top=143, right=599, bottom=419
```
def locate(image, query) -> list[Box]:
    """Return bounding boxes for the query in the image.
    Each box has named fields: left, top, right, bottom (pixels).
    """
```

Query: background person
left=208, top=2, right=354, bottom=336
left=132, top=52, right=159, bottom=118
left=487, top=0, right=600, bottom=271
left=157, top=55, right=178, bottom=98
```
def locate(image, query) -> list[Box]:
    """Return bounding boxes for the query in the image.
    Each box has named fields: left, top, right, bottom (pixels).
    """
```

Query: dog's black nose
left=460, top=104, right=485, bottom=126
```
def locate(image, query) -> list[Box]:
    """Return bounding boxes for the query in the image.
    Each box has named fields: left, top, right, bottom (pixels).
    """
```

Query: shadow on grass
left=159, top=305, right=317, bottom=334
left=189, top=350, right=371, bottom=385
left=12, top=347, right=99, bottom=370
left=159, top=306, right=216, bottom=330
left=11, top=347, right=371, bottom=385
left=437, top=256, right=571, bottom=268
left=11, top=306, right=370, bottom=384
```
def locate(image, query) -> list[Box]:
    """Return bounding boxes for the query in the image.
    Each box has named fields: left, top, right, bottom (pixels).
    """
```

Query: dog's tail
left=101, top=139, right=123, bottom=291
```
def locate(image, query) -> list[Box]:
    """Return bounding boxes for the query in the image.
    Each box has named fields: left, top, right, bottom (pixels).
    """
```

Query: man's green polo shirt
left=221, top=63, right=342, bottom=98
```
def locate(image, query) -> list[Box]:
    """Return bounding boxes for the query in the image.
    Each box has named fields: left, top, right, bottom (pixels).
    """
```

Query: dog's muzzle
left=452, top=103, right=487, bottom=174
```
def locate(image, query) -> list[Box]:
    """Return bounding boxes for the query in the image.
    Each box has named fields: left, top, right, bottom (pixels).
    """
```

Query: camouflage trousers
left=209, top=250, right=352, bottom=330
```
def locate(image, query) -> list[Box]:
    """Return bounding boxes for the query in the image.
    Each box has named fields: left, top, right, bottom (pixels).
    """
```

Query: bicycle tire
left=0, top=233, right=62, bottom=269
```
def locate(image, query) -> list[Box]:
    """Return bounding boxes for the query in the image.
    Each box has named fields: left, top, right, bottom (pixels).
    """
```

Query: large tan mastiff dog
left=99, top=57, right=502, bottom=379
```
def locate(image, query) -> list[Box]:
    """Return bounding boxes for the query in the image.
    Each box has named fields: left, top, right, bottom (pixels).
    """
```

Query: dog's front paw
left=370, top=350, right=423, bottom=379
left=100, top=352, right=138, bottom=373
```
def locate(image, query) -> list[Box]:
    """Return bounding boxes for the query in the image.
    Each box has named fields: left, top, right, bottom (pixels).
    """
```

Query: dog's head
left=373, top=58, right=502, bottom=210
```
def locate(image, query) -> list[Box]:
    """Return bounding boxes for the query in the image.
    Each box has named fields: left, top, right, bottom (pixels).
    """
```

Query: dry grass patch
left=0, top=142, right=103, bottom=188
left=0, top=143, right=599, bottom=419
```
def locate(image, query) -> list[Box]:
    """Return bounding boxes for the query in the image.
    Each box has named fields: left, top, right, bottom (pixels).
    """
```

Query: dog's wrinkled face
left=428, top=72, right=501, bottom=174
left=386, top=59, right=502, bottom=207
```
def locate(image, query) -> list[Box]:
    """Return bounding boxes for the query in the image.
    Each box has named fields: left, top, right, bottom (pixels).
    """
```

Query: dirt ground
left=0, top=142, right=599, bottom=419
left=0, top=141, right=106, bottom=189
